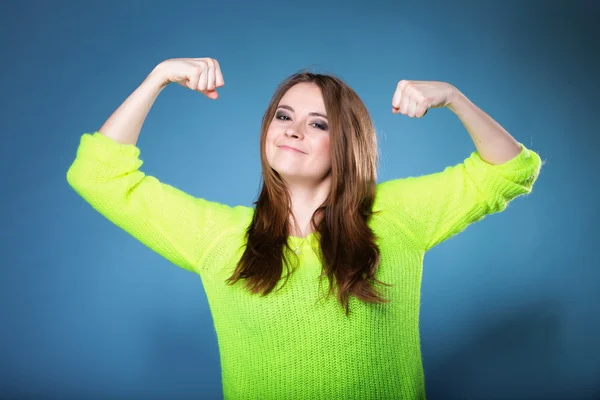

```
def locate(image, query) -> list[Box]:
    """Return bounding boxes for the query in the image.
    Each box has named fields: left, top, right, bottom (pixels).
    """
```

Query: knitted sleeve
left=375, top=143, right=543, bottom=251
left=66, top=132, right=247, bottom=273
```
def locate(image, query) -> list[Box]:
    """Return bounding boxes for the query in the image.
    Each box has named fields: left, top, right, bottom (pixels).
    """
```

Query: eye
left=311, top=121, right=329, bottom=131
left=275, top=112, right=290, bottom=121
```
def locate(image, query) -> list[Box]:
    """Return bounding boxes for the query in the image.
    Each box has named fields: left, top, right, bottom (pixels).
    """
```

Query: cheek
left=265, top=123, right=275, bottom=138
left=317, top=137, right=331, bottom=156
left=264, top=126, right=276, bottom=154
left=314, top=137, right=332, bottom=165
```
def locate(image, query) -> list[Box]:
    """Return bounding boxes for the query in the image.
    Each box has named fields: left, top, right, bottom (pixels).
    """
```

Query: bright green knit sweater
left=66, top=132, right=542, bottom=399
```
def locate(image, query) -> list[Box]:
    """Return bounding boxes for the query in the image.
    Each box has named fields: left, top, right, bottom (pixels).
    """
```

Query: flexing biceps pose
left=67, top=57, right=542, bottom=400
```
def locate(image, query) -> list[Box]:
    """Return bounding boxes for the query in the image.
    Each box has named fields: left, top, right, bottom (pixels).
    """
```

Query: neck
left=285, top=176, right=331, bottom=237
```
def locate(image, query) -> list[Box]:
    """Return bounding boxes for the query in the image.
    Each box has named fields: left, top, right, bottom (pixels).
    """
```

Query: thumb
left=205, top=90, right=219, bottom=100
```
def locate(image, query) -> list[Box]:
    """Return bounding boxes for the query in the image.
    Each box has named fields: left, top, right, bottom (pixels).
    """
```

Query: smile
left=279, top=145, right=305, bottom=154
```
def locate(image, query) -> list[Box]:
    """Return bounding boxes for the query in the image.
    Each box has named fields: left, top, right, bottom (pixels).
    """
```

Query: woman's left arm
left=391, top=80, right=521, bottom=165
left=380, top=80, right=543, bottom=251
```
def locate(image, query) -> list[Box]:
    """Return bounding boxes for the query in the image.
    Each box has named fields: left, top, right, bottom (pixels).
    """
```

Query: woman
left=67, top=57, right=542, bottom=399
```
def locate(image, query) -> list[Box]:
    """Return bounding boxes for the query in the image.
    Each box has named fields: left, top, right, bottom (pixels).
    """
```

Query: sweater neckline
left=288, top=232, right=316, bottom=241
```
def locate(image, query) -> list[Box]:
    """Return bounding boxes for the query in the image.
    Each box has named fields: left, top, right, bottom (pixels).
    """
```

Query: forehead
left=279, top=83, right=326, bottom=111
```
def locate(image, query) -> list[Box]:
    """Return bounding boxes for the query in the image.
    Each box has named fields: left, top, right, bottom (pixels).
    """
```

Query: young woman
left=67, top=57, right=542, bottom=399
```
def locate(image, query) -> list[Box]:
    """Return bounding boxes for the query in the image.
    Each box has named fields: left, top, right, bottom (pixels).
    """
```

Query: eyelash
left=275, top=113, right=328, bottom=131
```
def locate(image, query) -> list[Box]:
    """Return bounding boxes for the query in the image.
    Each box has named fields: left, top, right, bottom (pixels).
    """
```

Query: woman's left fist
left=391, top=80, right=456, bottom=118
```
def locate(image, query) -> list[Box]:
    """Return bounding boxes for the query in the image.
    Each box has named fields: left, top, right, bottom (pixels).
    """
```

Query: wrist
left=446, top=87, right=468, bottom=115
left=145, top=65, right=169, bottom=91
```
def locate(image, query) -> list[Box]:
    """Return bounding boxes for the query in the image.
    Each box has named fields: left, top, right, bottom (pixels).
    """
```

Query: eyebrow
left=277, top=105, right=327, bottom=119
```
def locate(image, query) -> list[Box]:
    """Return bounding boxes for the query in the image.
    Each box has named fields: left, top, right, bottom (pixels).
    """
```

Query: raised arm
left=97, top=57, right=224, bottom=146
left=376, top=80, right=543, bottom=251
left=67, top=58, right=251, bottom=274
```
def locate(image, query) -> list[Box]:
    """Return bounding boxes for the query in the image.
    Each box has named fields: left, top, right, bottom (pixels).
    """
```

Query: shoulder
left=374, top=176, right=432, bottom=211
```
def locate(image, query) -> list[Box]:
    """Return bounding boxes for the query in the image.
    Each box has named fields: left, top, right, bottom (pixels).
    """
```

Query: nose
left=284, top=129, right=299, bottom=138
left=284, top=121, right=305, bottom=139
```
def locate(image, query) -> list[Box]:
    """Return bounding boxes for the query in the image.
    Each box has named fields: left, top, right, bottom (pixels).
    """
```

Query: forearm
left=98, top=69, right=167, bottom=146
left=447, top=88, right=522, bottom=165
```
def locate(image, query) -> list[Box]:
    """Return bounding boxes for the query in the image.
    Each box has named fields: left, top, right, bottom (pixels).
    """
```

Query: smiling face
left=265, top=83, right=332, bottom=185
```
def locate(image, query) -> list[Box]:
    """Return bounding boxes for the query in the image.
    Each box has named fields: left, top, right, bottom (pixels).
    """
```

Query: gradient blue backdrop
left=2, top=1, right=599, bottom=399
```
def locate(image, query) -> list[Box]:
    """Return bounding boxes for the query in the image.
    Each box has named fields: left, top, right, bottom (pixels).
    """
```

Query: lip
left=278, top=145, right=306, bottom=154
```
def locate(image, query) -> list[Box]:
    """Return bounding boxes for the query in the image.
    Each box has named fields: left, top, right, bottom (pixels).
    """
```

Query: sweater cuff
left=76, top=131, right=141, bottom=161
left=469, top=142, right=539, bottom=171
left=466, top=142, right=542, bottom=191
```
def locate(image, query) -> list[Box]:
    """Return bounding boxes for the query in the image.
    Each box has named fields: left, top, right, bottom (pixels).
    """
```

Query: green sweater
left=66, top=132, right=542, bottom=399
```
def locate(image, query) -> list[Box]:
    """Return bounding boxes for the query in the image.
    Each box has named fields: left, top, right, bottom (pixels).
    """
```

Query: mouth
left=278, top=145, right=306, bottom=154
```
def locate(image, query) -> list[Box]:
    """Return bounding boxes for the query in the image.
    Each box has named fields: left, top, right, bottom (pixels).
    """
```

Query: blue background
left=2, top=0, right=599, bottom=399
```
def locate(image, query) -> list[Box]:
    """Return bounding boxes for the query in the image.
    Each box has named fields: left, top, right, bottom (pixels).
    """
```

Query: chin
left=271, top=166, right=298, bottom=179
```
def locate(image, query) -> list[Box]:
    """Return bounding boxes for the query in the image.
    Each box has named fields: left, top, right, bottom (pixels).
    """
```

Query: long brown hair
left=225, top=71, right=393, bottom=316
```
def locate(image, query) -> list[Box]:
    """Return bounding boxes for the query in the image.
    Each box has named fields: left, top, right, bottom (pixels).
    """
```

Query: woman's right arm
left=98, top=57, right=224, bottom=146
left=66, top=58, right=248, bottom=274
left=95, top=69, right=166, bottom=146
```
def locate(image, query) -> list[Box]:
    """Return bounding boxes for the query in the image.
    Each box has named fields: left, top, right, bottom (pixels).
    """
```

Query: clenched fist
left=152, top=57, right=225, bottom=99
left=391, top=80, right=456, bottom=118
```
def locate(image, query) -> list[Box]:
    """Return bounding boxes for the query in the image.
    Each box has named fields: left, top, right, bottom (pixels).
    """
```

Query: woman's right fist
left=152, top=58, right=224, bottom=99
